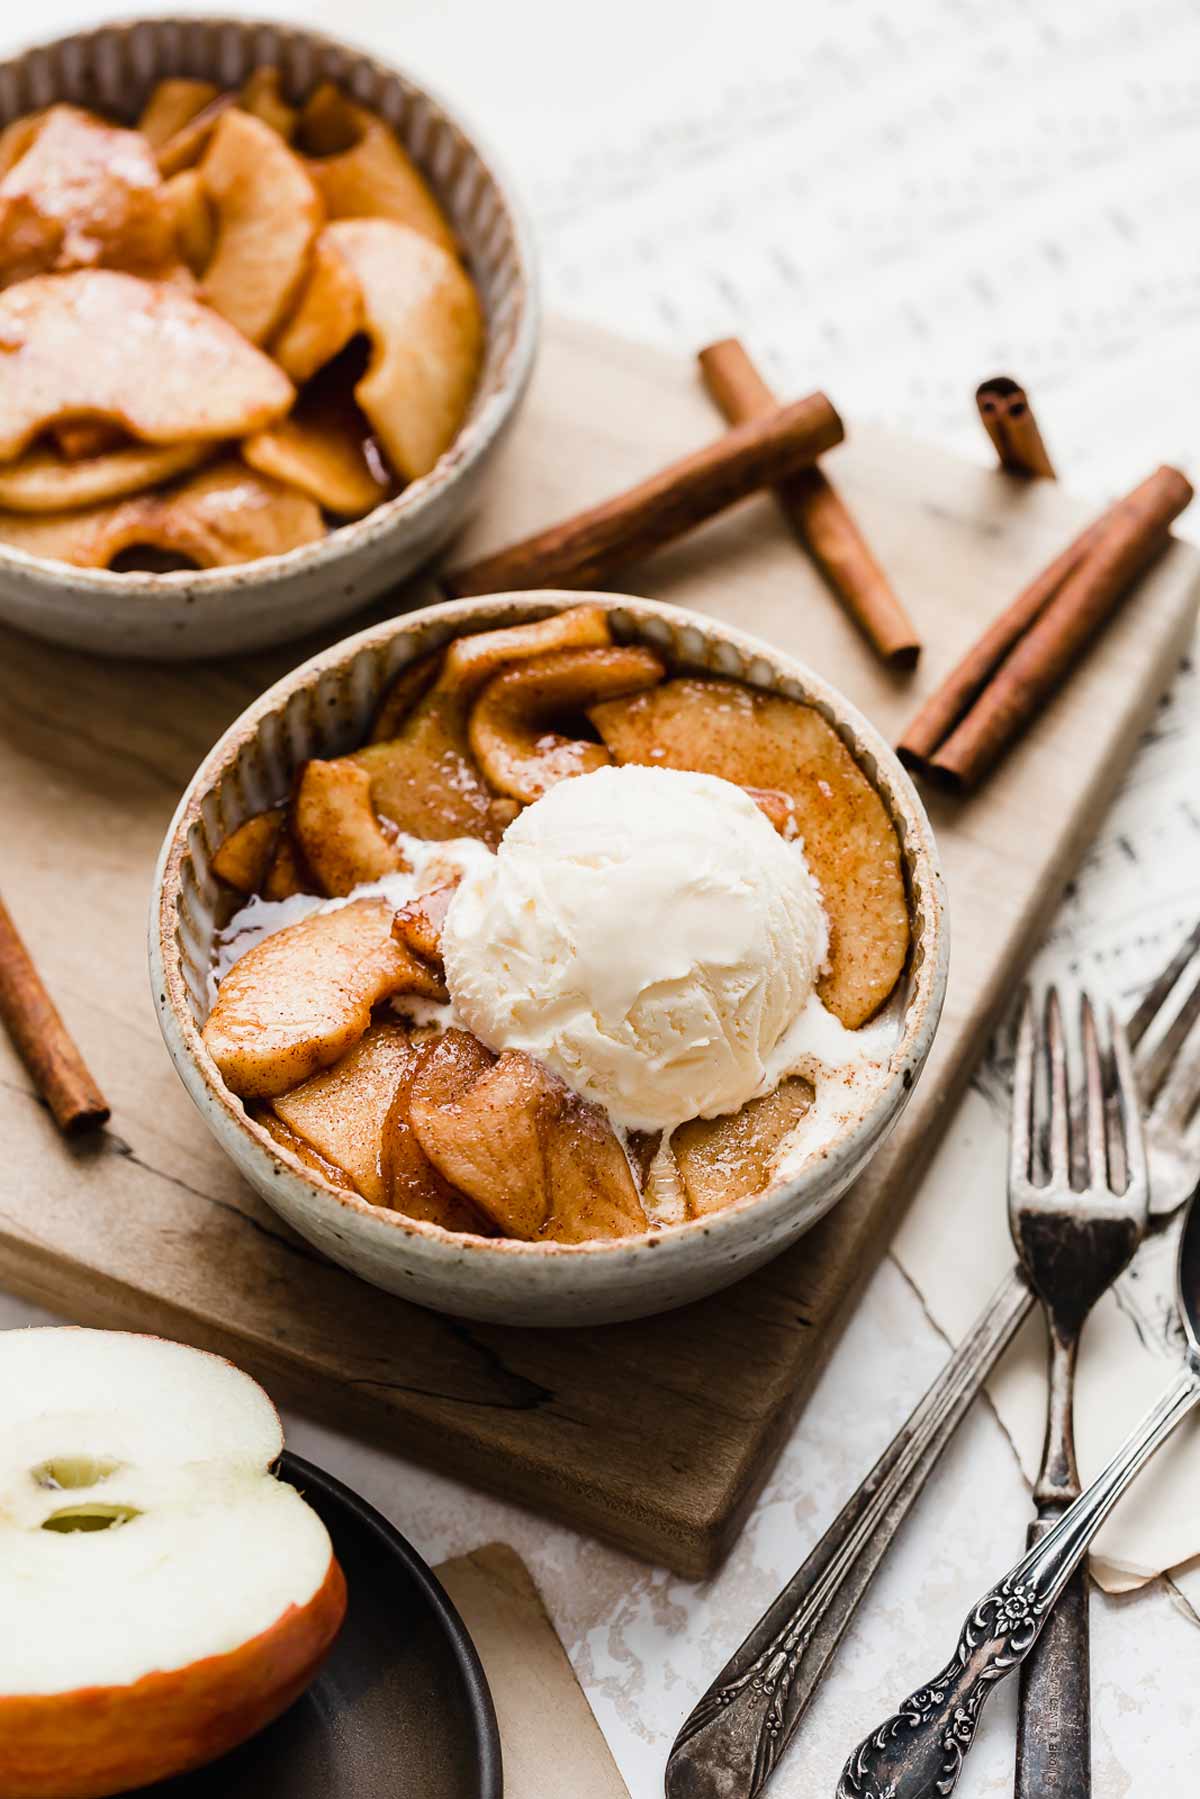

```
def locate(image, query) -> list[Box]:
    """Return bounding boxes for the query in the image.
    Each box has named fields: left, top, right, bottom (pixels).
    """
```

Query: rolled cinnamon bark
left=921, top=465, right=1192, bottom=792
left=442, top=392, right=844, bottom=598
left=0, top=894, right=109, bottom=1134
left=976, top=376, right=1056, bottom=479
left=898, top=506, right=1116, bottom=767
left=699, top=339, right=921, bottom=667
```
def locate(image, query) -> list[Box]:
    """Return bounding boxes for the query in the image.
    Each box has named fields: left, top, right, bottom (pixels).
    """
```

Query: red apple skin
left=0, top=1553, right=347, bottom=1799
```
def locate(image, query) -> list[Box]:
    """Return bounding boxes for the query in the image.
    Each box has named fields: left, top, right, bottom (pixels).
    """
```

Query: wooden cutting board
left=0, top=316, right=1196, bottom=1578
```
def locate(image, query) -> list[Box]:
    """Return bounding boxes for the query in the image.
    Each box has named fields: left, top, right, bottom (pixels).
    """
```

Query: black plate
left=137, top=1452, right=502, bottom=1799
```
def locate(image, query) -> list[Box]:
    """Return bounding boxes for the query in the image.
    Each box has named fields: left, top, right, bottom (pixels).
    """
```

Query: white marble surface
left=3, top=2, right=1200, bottom=1793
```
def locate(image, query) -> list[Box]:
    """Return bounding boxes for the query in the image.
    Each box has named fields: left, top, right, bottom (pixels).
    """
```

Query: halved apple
left=203, top=896, right=439, bottom=1097
left=272, top=1018, right=414, bottom=1204
left=0, top=270, right=293, bottom=462
left=468, top=644, right=665, bottom=803
left=0, top=439, right=210, bottom=513
left=0, top=105, right=174, bottom=287
left=0, top=462, right=323, bottom=570
left=409, top=1037, right=647, bottom=1242
left=590, top=677, right=910, bottom=1028
left=199, top=110, right=323, bottom=344
left=0, top=1326, right=345, bottom=1799
left=299, top=83, right=455, bottom=253
left=210, top=808, right=285, bottom=895
left=671, top=1077, right=815, bottom=1215
left=291, top=757, right=408, bottom=897
left=318, top=219, right=482, bottom=481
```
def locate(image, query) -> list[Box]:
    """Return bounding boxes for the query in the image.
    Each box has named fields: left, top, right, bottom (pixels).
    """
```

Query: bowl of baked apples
left=152, top=593, right=948, bottom=1327
left=0, top=19, right=538, bottom=658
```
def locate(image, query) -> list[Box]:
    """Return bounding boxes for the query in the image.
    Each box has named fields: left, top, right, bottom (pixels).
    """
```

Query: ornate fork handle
left=837, top=1365, right=1200, bottom=1798
left=666, top=1270, right=1033, bottom=1799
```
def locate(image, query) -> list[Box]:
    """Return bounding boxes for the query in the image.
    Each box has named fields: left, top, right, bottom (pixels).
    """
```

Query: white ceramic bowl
left=151, top=592, right=948, bottom=1326
left=0, top=18, right=539, bottom=660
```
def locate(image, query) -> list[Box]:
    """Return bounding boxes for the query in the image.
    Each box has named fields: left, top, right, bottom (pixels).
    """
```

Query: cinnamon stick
left=898, top=505, right=1117, bottom=766
left=442, top=392, right=844, bottom=598
left=907, top=465, right=1192, bottom=793
left=0, top=893, right=109, bottom=1134
left=698, top=339, right=921, bottom=667
left=976, top=376, right=1056, bottom=478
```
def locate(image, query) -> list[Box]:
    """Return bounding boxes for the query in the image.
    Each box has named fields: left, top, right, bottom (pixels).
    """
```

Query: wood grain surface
left=0, top=315, right=1195, bottom=1576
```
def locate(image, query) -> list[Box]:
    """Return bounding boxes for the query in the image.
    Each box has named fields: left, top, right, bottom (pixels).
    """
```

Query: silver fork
left=1010, top=992, right=1148, bottom=1799
left=835, top=993, right=1149, bottom=1798
left=665, top=931, right=1200, bottom=1799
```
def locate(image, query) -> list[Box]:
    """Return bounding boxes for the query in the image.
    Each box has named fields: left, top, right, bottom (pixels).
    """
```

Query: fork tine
left=1109, top=1004, right=1150, bottom=1205
left=1009, top=988, right=1036, bottom=1190
left=1127, top=918, right=1200, bottom=1050
left=1138, top=964, right=1200, bottom=1108
left=1080, top=993, right=1106, bottom=1188
left=1045, top=987, right=1070, bottom=1186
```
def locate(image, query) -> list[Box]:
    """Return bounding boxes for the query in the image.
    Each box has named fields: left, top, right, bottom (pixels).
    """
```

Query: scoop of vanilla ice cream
left=440, top=765, right=829, bottom=1133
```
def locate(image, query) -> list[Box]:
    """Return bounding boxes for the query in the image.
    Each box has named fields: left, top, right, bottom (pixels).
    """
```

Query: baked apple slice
left=0, top=104, right=175, bottom=286
left=0, top=439, right=210, bottom=513
left=271, top=1019, right=414, bottom=1204
left=469, top=645, right=665, bottom=803
left=0, top=270, right=293, bottom=461
left=299, top=83, right=456, bottom=253
left=590, top=677, right=910, bottom=1028
left=203, top=896, right=440, bottom=1097
left=0, top=462, right=323, bottom=570
left=393, top=880, right=459, bottom=965
left=243, top=352, right=392, bottom=518
left=410, top=1037, right=647, bottom=1242
left=380, top=1035, right=496, bottom=1232
left=253, top=1105, right=359, bottom=1192
left=262, top=829, right=315, bottom=901
left=210, top=807, right=285, bottom=895
left=270, top=234, right=364, bottom=384
left=357, top=608, right=613, bottom=842
left=160, top=168, right=214, bottom=274
left=199, top=109, right=323, bottom=344
left=318, top=219, right=482, bottom=480
left=240, top=68, right=298, bottom=140
left=291, top=758, right=408, bottom=898
left=137, top=78, right=221, bottom=148
left=0, top=1327, right=345, bottom=1798
left=671, top=1077, right=815, bottom=1215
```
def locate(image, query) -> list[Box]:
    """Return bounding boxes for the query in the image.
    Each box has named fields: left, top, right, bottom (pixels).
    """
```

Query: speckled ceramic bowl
left=151, top=592, right=948, bottom=1326
left=0, top=18, right=538, bottom=660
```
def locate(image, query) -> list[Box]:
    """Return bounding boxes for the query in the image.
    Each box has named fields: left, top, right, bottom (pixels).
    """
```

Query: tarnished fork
left=1010, top=991, right=1149, bottom=1799
left=1126, top=917, right=1200, bottom=1222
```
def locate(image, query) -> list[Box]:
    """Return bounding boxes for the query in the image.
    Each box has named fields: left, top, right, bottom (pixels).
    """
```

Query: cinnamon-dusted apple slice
left=292, top=757, right=409, bottom=898
left=240, top=67, right=298, bottom=140
left=137, top=78, right=220, bottom=149
left=243, top=353, right=392, bottom=518
left=0, top=105, right=175, bottom=286
left=299, top=83, right=456, bottom=253
left=270, top=235, right=363, bottom=385
left=0, top=113, right=42, bottom=180
left=382, top=1030, right=497, bottom=1231
left=211, top=808, right=285, bottom=895
left=355, top=609, right=616, bottom=842
left=590, top=677, right=910, bottom=1028
left=254, top=1105, right=359, bottom=1192
left=272, top=1019, right=414, bottom=1205
left=368, top=649, right=442, bottom=743
left=671, top=1077, right=815, bottom=1216
left=410, top=1039, right=648, bottom=1243
left=393, top=880, right=459, bottom=965
left=0, top=462, right=323, bottom=570
left=469, top=645, right=665, bottom=803
left=0, top=1327, right=345, bottom=1798
left=745, top=786, right=799, bottom=838
left=0, top=270, right=293, bottom=461
left=199, top=110, right=323, bottom=343
left=263, top=828, right=315, bottom=901
left=203, top=896, right=441, bottom=1098
left=160, top=168, right=214, bottom=273
left=0, top=439, right=210, bottom=513
left=320, top=219, right=482, bottom=480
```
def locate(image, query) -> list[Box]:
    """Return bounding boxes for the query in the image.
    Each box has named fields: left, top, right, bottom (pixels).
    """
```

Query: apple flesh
left=0, top=1328, right=346, bottom=1799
